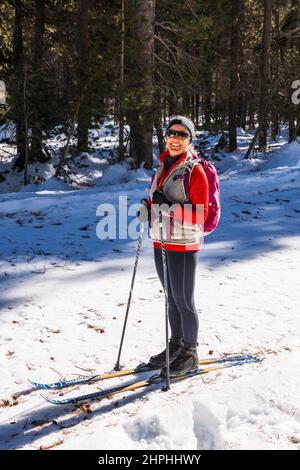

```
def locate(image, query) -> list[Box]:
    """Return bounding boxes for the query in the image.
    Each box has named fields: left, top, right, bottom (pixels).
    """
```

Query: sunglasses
left=166, top=129, right=190, bottom=140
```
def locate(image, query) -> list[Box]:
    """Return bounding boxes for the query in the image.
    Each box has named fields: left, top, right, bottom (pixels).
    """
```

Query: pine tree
left=125, top=0, right=155, bottom=168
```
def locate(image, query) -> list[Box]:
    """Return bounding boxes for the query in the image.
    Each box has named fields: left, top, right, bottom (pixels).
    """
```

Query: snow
left=0, top=128, right=300, bottom=450
left=0, top=120, right=127, bottom=193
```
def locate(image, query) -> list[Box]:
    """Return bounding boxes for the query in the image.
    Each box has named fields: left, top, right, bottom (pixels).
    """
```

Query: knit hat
left=167, top=116, right=195, bottom=139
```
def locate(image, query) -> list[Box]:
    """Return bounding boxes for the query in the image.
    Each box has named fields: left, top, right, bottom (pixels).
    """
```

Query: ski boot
left=149, top=337, right=183, bottom=368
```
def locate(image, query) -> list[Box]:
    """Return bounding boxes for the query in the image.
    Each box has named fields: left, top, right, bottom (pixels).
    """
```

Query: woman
left=141, top=116, right=209, bottom=376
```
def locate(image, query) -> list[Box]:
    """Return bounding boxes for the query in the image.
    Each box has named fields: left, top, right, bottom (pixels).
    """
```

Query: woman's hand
left=152, top=190, right=172, bottom=206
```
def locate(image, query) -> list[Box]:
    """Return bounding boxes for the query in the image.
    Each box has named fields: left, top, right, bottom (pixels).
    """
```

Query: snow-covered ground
left=0, top=128, right=300, bottom=450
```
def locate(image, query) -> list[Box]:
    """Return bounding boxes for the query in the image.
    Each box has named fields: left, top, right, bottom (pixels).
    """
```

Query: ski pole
left=114, top=221, right=145, bottom=371
left=159, top=210, right=170, bottom=391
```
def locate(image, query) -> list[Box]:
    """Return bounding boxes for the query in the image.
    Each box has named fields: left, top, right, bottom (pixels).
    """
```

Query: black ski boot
left=161, top=342, right=199, bottom=377
left=149, top=337, right=183, bottom=368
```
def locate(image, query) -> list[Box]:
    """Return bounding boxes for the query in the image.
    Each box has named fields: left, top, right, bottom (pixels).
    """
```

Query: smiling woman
left=165, top=116, right=195, bottom=157
left=138, top=115, right=210, bottom=377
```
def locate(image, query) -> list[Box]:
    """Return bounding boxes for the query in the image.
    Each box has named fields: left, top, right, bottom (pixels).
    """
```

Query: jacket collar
left=157, top=149, right=189, bottom=190
left=159, top=149, right=188, bottom=166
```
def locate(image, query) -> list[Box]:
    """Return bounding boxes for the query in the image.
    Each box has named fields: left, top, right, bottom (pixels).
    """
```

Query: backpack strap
left=183, top=156, right=202, bottom=203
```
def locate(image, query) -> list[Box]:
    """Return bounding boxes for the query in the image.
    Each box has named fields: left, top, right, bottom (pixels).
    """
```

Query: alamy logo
left=291, top=80, right=300, bottom=105
left=95, top=196, right=205, bottom=242
left=0, top=80, right=6, bottom=106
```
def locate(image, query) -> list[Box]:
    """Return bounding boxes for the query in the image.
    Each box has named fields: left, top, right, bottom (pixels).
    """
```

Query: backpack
left=183, top=154, right=220, bottom=236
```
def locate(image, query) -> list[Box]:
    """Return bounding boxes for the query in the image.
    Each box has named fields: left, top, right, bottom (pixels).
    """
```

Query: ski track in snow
left=0, top=139, right=300, bottom=450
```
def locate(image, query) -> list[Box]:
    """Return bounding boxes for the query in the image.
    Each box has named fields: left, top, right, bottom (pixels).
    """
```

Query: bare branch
left=154, top=53, right=197, bottom=93
left=155, top=70, right=178, bottom=100
left=183, top=0, right=199, bottom=20
left=280, top=26, right=300, bottom=39
left=155, top=33, right=204, bottom=64
left=155, top=21, right=181, bottom=34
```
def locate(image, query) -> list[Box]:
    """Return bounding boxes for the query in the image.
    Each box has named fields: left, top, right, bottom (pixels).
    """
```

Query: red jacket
left=149, top=150, right=209, bottom=252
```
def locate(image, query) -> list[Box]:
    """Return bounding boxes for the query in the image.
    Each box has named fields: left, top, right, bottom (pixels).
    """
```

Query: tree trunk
left=289, top=118, right=296, bottom=143
left=271, top=114, right=279, bottom=140
left=182, top=94, right=190, bottom=115
left=228, top=0, right=242, bottom=152
left=238, top=95, right=247, bottom=130
left=168, top=93, right=177, bottom=117
left=248, top=109, right=255, bottom=130
left=296, top=117, right=300, bottom=137
left=77, top=0, right=90, bottom=154
left=195, top=94, right=200, bottom=125
left=259, top=0, right=273, bottom=150
left=271, top=0, right=280, bottom=141
left=29, top=0, right=46, bottom=163
left=11, top=0, right=26, bottom=171
left=154, top=90, right=165, bottom=153
left=23, top=64, right=29, bottom=185
left=154, top=116, right=165, bottom=154
left=118, top=0, right=125, bottom=161
left=203, top=93, right=211, bottom=128
left=126, top=0, right=155, bottom=169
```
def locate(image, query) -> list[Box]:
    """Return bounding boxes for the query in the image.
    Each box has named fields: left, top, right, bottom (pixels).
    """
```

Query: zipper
left=159, top=160, right=186, bottom=190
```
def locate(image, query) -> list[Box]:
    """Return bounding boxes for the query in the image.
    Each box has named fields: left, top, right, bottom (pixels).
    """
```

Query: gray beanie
left=167, top=116, right=195, bottom=139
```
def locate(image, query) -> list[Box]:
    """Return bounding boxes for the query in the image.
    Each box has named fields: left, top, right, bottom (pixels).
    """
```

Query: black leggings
left=154, top=248, right=199, bottom=344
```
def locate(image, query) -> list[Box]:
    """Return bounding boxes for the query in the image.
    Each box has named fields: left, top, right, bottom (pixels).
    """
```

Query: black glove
left=152, top=190, right=172, bottom=206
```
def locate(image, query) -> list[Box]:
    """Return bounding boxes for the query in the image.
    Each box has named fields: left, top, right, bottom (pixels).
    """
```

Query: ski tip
left=250, top=355, right=261, bottom=363
left=28, top=379, right=58, bottom=390
left=221, top=354, right=261, bottom=364
left=241, top=354, right=261, bottom=363
left=28, top=379, right=42, bottom=389
left=41, top=394, right=71, bottom=405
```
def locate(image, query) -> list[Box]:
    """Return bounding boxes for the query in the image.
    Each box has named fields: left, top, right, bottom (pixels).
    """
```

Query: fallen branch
left=40, top=439, right=64, bottom=450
